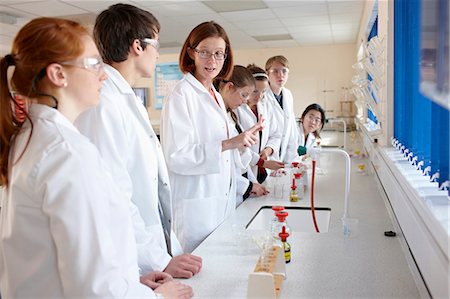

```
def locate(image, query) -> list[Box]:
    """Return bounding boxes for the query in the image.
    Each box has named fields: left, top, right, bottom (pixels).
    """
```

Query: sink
left=246, top=206, right=332, bottom=233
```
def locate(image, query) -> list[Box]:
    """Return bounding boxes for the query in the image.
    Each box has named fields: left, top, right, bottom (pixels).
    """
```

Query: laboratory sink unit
left=246, top=206, right=332, bottom=233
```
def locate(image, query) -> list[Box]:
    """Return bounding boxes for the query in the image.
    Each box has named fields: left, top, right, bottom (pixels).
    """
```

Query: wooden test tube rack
left=247, top=244, right=286, bottom=299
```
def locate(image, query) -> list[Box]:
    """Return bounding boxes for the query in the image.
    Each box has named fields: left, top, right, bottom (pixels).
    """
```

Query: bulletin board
left=154, top=62, right=184, bottom=110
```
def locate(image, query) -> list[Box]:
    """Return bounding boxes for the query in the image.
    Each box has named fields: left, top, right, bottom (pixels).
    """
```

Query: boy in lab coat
left=76, top=3, right=202, bottom=278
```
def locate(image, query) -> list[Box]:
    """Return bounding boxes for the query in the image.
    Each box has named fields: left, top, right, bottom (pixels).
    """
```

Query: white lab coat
left=227, top=111, right=257, bottom=207
left=264, top=87, right=300, bottom=164
left=236, top=100, right=282, bottom=177
left=297, top=123, right=317, bottom=149
left=0, top=104, right=156, bottom=298
left=161, top=73, right=236, bottom=253
left=76, top=65, right=182, bottom=274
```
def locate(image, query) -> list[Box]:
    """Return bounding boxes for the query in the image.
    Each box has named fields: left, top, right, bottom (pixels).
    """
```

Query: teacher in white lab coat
left=0, top=17, right=191, bottom=299
left=161, top=21, right=262, bottom=253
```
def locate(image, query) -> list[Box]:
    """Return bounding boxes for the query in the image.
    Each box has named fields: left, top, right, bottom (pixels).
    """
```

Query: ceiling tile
left=0, top=23, right=21, bottom=36
left=259, top=39, right=299, bottom=48
left=288, top=24, right=332, bottom=34
left=62, top=1, right=135, bottom=13
left=282, top=15, right=330, bottom=27
left=149, top=1, right=214, bottom=16
left=272, top=3, right=328, bottom=18
left=202, top=0, right=267, bottom=13
left=220, top=8, right=276, bottom=22
left=244, top=26, right=288, bottom=37
left=331, top=23, right=358, bottom=32
left=264, top=1, right=326, bottom=8
left=0, top=0, right=364, bottom=54
left=8, top=1, right=88, bottom=16
left=0, top=5, right=39, bottom=18
left=327, top=0, right=364, bottom=14
left=330, top=13, right=361, bottom=24
left=234, top=18, right=284, bottom=31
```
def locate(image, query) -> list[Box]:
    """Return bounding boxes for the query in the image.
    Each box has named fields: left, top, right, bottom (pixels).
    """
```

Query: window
left=394, top=0, right=449, bottom=191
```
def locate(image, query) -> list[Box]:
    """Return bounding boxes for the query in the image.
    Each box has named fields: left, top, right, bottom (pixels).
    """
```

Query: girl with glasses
left=298, top=103, right=326, bottom=152
left=0, top=17, right=186, bottom=298
left=161, top=22, right=262, bottom=253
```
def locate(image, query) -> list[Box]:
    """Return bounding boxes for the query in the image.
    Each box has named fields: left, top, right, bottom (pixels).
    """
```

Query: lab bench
left=186, top=153, right=423, bottom=298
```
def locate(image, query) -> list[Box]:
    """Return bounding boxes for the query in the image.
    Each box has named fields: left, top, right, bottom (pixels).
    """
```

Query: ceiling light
left=202, top=1, right=267, bottom=13
left=160, top=42, right=182, bottom=48
left=0, top=12, right=17, bottom=25
left=253, top=34, right=293, bottom=42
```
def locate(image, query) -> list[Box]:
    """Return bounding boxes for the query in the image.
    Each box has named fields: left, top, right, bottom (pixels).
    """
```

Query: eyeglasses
left=252, top=88, right=269, bottom=96
left=268, top=67, right=289, bottom=75
left=61, top=56, right=104, bottom=74
left=141, top=38, right=160, bottom=52
left=306, top=114, right=322, bottom=124
left=192, top=48, right=227, bottom=60
left=239, top=90, right=251, bottom=101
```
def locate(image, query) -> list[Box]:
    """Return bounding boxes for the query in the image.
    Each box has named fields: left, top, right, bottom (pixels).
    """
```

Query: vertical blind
left=367, top=16, right=379, bottom=125
left=394, top=0, right=449, bottom=191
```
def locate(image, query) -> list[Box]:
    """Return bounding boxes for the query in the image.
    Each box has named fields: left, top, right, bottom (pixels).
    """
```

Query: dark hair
left=0, top=17, right=88, bottom=186
left=215, top=65, right=255, bottom=91
left=301, top=103, right=326, bottom=138
left=179, top=21, right=233, bottom=80
left=246, top=64, right=268, bottom=81
left=265, top=55, right=289, bottom=71
left=94, top=3, right=160, bottom=64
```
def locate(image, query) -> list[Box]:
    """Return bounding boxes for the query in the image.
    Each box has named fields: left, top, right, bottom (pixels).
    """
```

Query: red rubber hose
left=311, top=160, right=320, bottom=233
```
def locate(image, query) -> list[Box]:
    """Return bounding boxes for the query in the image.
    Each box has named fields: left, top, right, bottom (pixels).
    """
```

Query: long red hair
left=0, top=17, right=88, bottom=186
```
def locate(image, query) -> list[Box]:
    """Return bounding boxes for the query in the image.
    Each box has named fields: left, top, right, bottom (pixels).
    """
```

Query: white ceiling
left=0, top=0, right=365, bottom=55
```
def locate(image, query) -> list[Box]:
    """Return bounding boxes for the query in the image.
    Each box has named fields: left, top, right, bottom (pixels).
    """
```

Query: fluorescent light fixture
left=202, top=1, right=267, bottom=13
left=160, top=42, right=182, bottom=48
left=0, top=12, right=17, bottom=25
left=253, top=34, right=293, bottom=42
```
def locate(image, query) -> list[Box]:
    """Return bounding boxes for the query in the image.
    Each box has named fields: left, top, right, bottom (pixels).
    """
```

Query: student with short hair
left=264, top=55, right=300, bottom=164
left=75, top=3, right=202, bottom=279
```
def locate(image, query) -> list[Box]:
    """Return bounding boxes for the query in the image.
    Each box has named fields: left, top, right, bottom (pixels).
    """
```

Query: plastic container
left=270, top=206, right=285, bottom=235
left=293, top=173, right=305, bottom=199
left=272, top=211, right=290, bottom=240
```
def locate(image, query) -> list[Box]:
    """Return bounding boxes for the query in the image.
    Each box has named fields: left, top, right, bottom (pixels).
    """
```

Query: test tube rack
left=247, top=244, right=286, bottom=299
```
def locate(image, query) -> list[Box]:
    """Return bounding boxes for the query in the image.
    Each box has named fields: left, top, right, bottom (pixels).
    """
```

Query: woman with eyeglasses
left=215, top=65, right=270, bottom=206
left=236, top=64, right=284, bottom=183
left=0, top=17, right=190, bottom=298
left=298, top=103, right=326, bottom=152
left=161, top=22, right=262, bottom=253
left=264, top=55, right=300, bottom=164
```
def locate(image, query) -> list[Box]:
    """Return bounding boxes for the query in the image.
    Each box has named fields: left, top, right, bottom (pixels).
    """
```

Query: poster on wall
left=154, top=62, right=184, bottom=110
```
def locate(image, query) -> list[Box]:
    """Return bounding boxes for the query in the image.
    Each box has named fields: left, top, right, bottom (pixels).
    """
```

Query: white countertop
left=186, top=152, right=422, bottom=298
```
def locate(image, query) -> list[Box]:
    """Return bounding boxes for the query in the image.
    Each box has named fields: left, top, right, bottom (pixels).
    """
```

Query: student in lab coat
left=161, top=21, right=262, bottom=253
left=75, top=4, right=202, bottom=278
left=264, top=55, right=300, bottom=164
left=215, top=65, right=270, bottom=206
left=0, top=17, right=191, bottom=298
left=298, top=103, right=325, bottom=149
left=236, top=64, right=284, bottom=183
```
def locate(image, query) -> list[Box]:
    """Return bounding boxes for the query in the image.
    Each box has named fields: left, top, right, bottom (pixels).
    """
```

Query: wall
left=135, top=43, right=357, bottom=124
